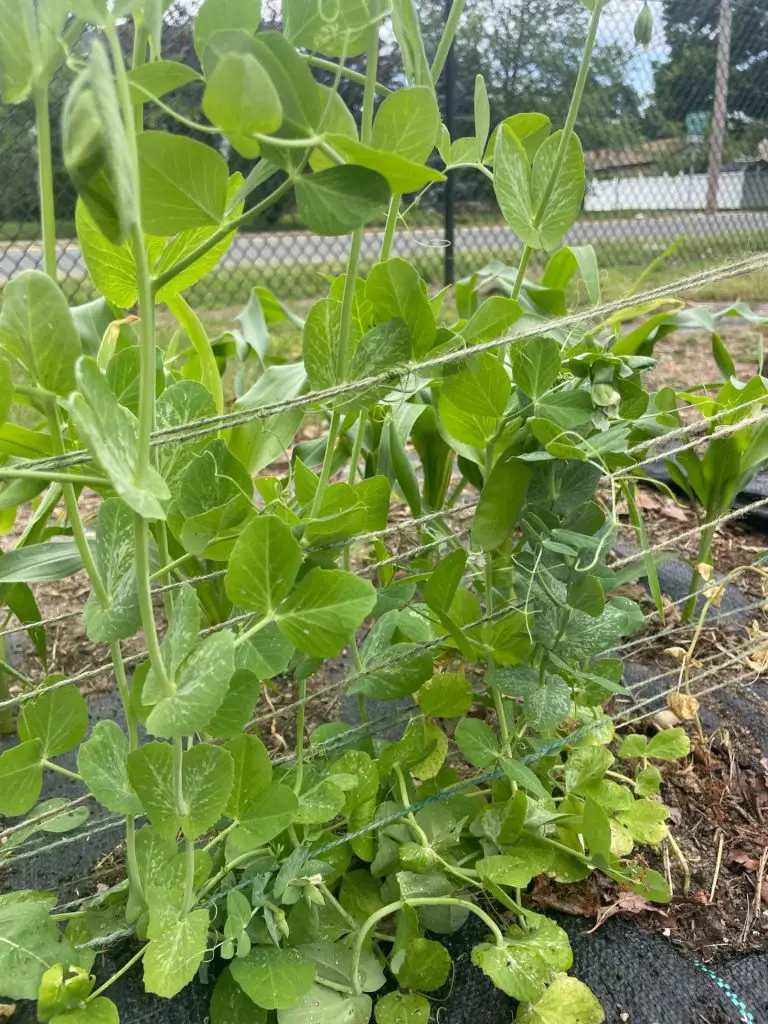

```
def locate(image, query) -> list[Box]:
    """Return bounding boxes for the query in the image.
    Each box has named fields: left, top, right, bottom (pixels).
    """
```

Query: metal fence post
left=443, top=0, right=456, bottom=287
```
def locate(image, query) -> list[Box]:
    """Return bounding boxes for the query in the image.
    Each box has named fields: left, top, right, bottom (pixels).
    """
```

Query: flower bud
left=634, top=1, right=653, bottom=48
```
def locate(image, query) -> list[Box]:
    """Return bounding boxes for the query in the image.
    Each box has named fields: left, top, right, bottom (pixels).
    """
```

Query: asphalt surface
left=2, top=211, right=768, bottom=281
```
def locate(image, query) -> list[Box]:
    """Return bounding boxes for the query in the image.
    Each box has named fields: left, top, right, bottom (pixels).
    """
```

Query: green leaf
left=531, top=131, right=585, bottom=251
left=50, top=997, right=119, bottom=1024
left=77, top=720, right=142, bottom=815
left=203, top=53, right=283, bottom=155
left=205, top=669, right=262, bottom=740
left=395, top=937, right=451, bottom=991
left=231, top=363, right=307, bottom=474
left=231, top=946, right=316, bottom=1009
left=343, top=319, right=412, bottom=408
left=225, top=734, right=272, bottom=819
left=634, top=765, right=660, bottom=798
left=454, top=718, right=499, bottom=769
left=225, top=514, right=302, bottom=616
left=424, top=549, right=467, bottom=614
left=67, top=357, right=169, bottom=520
left=147, top=626, right=236, bottom=735
left=366, top=259, right=436, bottom=358
left=476, top=838, right=554, bottom=888
left=516, top=974, right=605, bottom=1024
left=144, top=901, right=210, bottom=998
left=240, top=783, right=299, bottom=843
left=275, top=567, right=376, bottom=657
left=329, top=135, right=445, bottom=194
left=62, top=42, right=136, bottom=245
left=19, top=684, right=87, bottom=758
left=472, top=912, right=571, bottom=1004
left=371, top=87, right=440, bottom=164
left=616, top=799, right=669, bottom=846
left=0, top=357, right=11, bottom=425
left=127, top=741, right=234, bottom=839
left=512, top=337, right=561, bottom=399
left=296, top=165, right=389, bottom=236
left=0, top=739, right=43, bottom=815
left=285, top=0, right=379, bottom=56
left=474, top=75, right=490, bottom=158
left=472, top=451, right=533, bottom=552
left=0, top=542, right=84, bottom=583
left=194, top=0, right=262, bottom=60
left=236, top=626, right=295, bottom=680
left=138, top=131, right=229, bottom=235
left=416, top=671, right=473, bottom=718
left=127, top=60, right=202, bottom=102
left=493, top=126, right=537, bottom=247
left=375, top=992, right=430, bottom=1024
left=646, top=728, right=691, bottom=761
left=277, top=984, right=371, bottom=1024
left=564, top=747, right=613, bottom=795
left=485, top=113, right=551, bottom=165
left=567, top=575, right=605, bottom=619
left=0, top=0, right=35, bottom=104
left=0, top=270, right=81, bottom=396
left=211, top=967, right=266, bottom=1024
left=462, top=297, right=522, bottom=343
left=442, top=352, right=510, bottom=419
left=542, top=245, right=600, bottom=306
left=155, top=381, right=219, bottom=488
left=82, top=499, right=141, bottom=643
left=0, top=902, right=76, bottom=1000
left=582, top=799, right=612, bottom=861
left=390, top=0, right=431, bottom=88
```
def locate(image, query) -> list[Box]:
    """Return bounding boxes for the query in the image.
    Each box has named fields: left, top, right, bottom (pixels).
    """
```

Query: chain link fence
left=0, top=0, right=766, bottom=309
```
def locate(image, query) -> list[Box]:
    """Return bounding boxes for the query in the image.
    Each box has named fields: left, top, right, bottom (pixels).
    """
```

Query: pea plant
left=0, top=1, right=722, bottom=1022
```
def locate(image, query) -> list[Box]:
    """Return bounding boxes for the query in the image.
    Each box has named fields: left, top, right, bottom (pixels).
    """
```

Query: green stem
left=303, top=54, right=392, bottom=95
left=347, top=410, right=367, bottom=486
left=293, top=676, right=307, bottom=796
left=394, top=764, right=430, bottom=846
left=203, top=820, right=238, bottom=853
left=149, top=550, right=197, bottom=581
left=153, top=522, right=174, bottom=618
left=0, top=468, right=108, bottom=488
left=42, top=759, right=82, bottom=782
left=532, top=1, right=604, bottom=229
left=309, top=410, right=342, bottom=518
left=510, top=245, right=533, bottom=301
left=380, top=194, right=401, bottom=261
left=87, top=945, right=146, bottom=1002
left=34, top=83, right=57, bottom=279
left=234, top=615, right=271, bottom=648
left=320, top=883, right=359, bottom=932
left=151, top=171, right=303, bottom=296
left=110, top=641, right=143, bottom=902
left=431, top=0, right=467, bottom=84
left=0, top=657, right=31, bottom=686
left=483, top=444, right=510, bottom=757
left=130, top=18, right=149, bottom=131
left=351, top=897, right=504, bottom=995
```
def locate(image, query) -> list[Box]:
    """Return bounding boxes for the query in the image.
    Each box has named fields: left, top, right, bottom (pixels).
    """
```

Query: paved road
left=2, top=211, right=768, bottom=280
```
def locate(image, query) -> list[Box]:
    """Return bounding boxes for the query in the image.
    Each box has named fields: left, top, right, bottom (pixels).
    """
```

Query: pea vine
left=0, top=1, right=765, bottom=1023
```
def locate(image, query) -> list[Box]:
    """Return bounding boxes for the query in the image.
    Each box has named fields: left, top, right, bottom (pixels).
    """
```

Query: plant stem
left=511, top=246, right=533, bottom=301
left=510, top=0, right=604, bottom=302
left=87, top=945, right=146, bottom=1002
left=666, top=829, right=691, bottom=896
left=483, top=444, right=510, bottom=757
left=320, top=883, right=360, bottom=932
left=0, top=468, right=108, bottom=488
left=130, top=18, right=149, bottom=131
left=234, top=615, right=271, bottom=648
left=380, top=194, right=401, bottom=261
left=682, top=518, right=717, bottom=623
left=151, top=171, right=303, bottom=295
left=42, top=760, right=82, bottom=782
left=293, top=676, right=307, bottom=796
left=351, top=897, right=504, bottom=995
left=431, top=0, right=467, bottom=84
left=303, top=54, right=392, bottom=95
left=347, top=410, right=367, bottom=486
left=309, top=412, right=342, bottom=519
left=110, top=640, right=143, bottom=901
left=34, top=84, right=57, bottom=279
left=533, top=0, right=604, bottom=228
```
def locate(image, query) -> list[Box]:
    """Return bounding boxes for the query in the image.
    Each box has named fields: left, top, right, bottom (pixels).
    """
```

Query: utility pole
left=705, top=0, right=733, bottom=216
left=443, top=0, right=456, bottom=286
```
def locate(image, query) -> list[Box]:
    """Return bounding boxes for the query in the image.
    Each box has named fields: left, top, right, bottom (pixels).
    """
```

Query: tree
left=654, top=0, right=768, bottom=124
